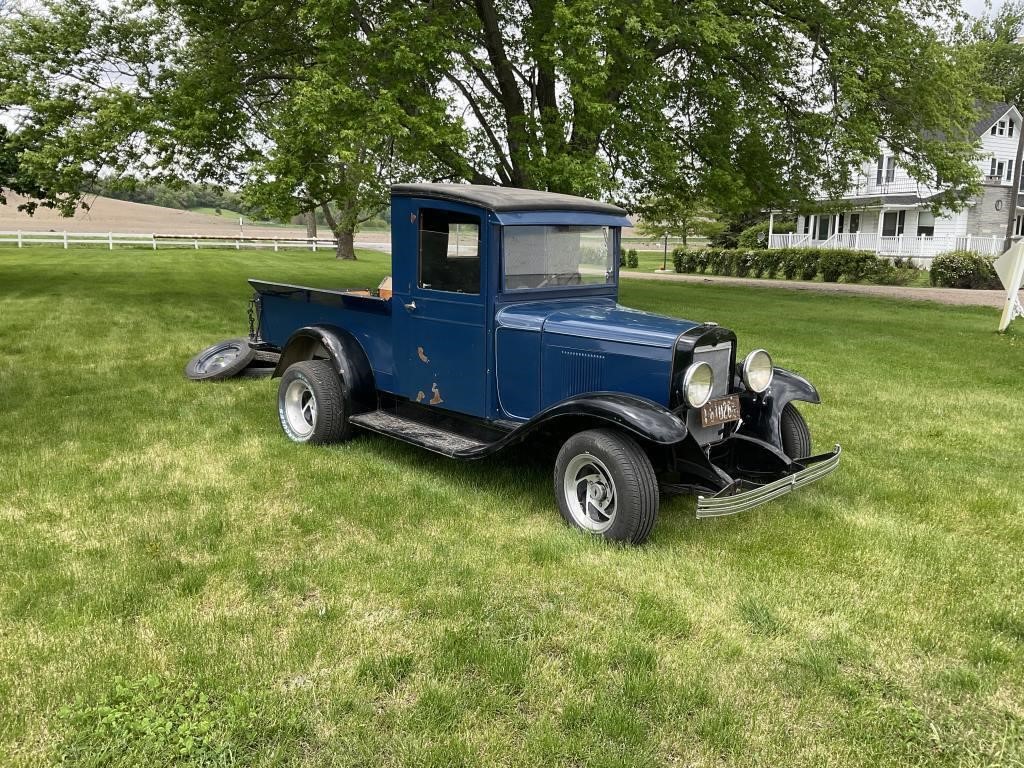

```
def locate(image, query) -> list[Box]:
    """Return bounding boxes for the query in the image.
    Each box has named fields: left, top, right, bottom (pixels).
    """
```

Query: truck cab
left=250, top=184, right=840, bottom=544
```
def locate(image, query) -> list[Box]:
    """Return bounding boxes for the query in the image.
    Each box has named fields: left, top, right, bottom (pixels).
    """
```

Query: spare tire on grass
left=185, top=338, right=256, bottom=381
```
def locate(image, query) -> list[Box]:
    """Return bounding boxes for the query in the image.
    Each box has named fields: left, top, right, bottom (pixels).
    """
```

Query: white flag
left=994, top=241, right=1024, bottom=332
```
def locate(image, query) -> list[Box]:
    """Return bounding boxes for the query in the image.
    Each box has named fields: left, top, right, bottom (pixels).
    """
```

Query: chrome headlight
left=742, top=349, right=774, bottom=393
left=682, top=361, right=714, bottom=407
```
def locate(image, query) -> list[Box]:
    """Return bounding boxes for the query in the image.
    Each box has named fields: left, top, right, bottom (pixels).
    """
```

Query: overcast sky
left=964, top=0, right=1006, bottom=18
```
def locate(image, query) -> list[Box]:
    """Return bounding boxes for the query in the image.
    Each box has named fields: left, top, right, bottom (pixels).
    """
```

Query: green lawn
left=1, top=246, right=1023, bottom=767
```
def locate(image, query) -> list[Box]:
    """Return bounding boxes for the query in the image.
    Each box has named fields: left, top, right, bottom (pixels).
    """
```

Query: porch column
left=768, top=211, right=774, bottom=247
left=876, top=208, right=886, bottom=253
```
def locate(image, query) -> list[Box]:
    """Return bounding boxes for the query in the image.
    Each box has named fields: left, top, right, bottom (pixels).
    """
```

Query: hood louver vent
left=560, top=350, right=604, bottom=399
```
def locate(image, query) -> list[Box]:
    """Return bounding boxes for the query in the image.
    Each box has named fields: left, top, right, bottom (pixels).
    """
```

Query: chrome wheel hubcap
left=283, top=379, right=316, bottom=438
left=563, top=453, right=617, bottom=532
left=196, top=343, right=242, bottom=374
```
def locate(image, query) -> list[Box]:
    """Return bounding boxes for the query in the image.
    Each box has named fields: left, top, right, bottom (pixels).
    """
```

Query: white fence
left=769, top=231, right=1005, bottom=262
left=0, top=230, right=347, bottom=252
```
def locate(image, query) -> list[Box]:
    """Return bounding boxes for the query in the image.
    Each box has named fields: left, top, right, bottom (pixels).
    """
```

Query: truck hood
left=496, top=299, right=701, bottom=348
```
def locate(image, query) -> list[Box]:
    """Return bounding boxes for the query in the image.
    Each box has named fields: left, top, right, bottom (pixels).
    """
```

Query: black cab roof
left=391, top=183, right=626, bottom=216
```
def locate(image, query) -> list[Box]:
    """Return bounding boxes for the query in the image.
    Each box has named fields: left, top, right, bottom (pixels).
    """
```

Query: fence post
left=919, top=234, right=925, bottom=258
left=63, top=231, right=68, bottom=250
left=966, top=234, right=972, bottom=253
left=274, top=237, right=279, bottom=252
left=108, top=232, right=113, bottom=251
left=235, top=239, right=240, bottom=250
left=855, top=231, right=861, bottom=250
left=194, top=235, right=199, bottom=250
left=312, top=238, right=317, bottom=253
left=17, top=231, right=22, bottom=248
left=152, top=234, right=157, bottom=251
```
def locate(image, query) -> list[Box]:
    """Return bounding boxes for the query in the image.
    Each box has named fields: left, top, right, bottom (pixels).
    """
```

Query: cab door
left=392, top=201, right=488, bottom=417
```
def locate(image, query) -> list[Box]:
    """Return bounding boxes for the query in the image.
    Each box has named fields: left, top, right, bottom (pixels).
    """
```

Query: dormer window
left=1011, top=119, right=1015, bottom=137
left=994, top=120, right=1008, bottom=136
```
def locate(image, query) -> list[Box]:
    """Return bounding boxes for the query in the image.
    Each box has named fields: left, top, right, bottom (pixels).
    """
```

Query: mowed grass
left=1, top=246, right=1023, bottom=767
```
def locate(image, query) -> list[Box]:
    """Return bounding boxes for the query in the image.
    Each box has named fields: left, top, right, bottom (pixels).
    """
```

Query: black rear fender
left=274, top=325, right=375, bottom=412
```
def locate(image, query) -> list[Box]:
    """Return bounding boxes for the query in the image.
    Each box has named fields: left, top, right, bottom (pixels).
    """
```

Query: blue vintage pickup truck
left=247, top=184, right=840, bottom=544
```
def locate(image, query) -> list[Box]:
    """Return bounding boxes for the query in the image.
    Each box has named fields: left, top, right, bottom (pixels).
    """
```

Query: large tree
left=0, top=0, right=462, bottom=258
left=1, top=0, right=990, bottom=239
left=434, top=0, right=986, bottom=212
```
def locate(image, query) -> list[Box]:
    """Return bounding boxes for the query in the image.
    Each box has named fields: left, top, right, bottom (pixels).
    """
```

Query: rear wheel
left=554, top=429, right=659, bottom=545
left=277, top=360, right=351, bottom=444
left=779, top=402, right=812, bottom=459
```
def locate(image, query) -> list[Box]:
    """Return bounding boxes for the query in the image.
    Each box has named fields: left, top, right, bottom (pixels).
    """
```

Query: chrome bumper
left=696, top=444, right=842, bottom=519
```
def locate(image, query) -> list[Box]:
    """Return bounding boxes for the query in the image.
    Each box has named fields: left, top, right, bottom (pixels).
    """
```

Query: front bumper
left=695, top=444, right=842, bottom=518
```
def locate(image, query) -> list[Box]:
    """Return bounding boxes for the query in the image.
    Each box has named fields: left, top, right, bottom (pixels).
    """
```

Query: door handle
left=404, top=300, right=417, bottom=312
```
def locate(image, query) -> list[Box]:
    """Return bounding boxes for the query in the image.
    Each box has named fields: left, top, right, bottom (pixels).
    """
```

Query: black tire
left=277, top=360, right=351, bottom=444
left=780, top=402, right=812, bottom=459
left=554, top=428, right=659, bottom=545
left=185, top=338, right=256, bottom=381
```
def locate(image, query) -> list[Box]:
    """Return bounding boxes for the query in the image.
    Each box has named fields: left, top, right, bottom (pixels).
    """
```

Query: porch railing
left=768, top=232, right=1005, bottom=262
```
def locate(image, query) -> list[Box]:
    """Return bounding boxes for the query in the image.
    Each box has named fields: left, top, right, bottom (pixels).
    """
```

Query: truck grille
left=686, top=342, right=734, bottom=445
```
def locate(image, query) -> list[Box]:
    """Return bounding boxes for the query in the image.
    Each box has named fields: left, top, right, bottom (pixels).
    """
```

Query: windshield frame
left=499, top=223, right=620, bottom=295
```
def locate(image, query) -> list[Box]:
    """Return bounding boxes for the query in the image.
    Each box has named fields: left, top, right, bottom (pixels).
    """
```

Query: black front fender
left=273, top=325, right=375, bottom=412
left=519, top=392, right=689, bottom=445
left=739, top=367, right=821, bottom=451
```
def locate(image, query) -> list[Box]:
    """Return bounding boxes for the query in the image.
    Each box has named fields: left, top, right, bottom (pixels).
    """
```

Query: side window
left=418, top=208, right=481, bottom=294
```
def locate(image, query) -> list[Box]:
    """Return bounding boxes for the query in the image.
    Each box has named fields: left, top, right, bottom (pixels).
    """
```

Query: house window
left=838, top=213, right=845, bottom=234
left=418, top=207, right=481, bottom=294
left=1008, top=159, right=1014, bottom=182
left=998, top=161, right=1005, bottom=178
left=876, top=156, right=884, bottom=185
left=885, top=156, right=895, bottom=183
left=848, top=213, right=860, bottom=233
left=1016, top=215, right=1023, bottom=236
left=917, top=211, right=935, bottom=237
left=882, top=211, right=905, bottom=237
left=999, top=120, right=1007, bottom=136
left=991, top=158, right=998, bottom=177
left=802, top=216, right=810, bottom=235
left=1010, top=119, right=1016, bottom=137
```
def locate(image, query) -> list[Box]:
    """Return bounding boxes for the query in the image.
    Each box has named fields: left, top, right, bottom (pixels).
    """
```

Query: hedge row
left=929, top=250, right=1001, bottom=289
left=671, top=247, right=919, bottom=285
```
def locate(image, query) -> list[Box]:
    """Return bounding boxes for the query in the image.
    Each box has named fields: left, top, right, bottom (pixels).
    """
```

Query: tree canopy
left=0, top=0, right=996, bottom=249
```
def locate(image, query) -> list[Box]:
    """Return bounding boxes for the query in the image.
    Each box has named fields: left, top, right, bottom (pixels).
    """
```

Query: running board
left=349, top=410, right=490, bottom=458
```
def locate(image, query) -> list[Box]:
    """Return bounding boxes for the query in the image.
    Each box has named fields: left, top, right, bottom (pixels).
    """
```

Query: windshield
left=503, top=225, right=615, bottom=291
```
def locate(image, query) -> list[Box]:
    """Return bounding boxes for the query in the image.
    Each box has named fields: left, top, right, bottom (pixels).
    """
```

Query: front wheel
left=277, top=360, right=352, bottom=444
left=554, top=429, right=659, bottom=545
left=779, top=402, right=812, bottom=459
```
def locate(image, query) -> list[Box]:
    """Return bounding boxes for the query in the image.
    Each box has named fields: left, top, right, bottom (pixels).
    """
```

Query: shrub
left=673, top=247, right=920, bottom=284
left=737, top=219, right=795, bottom=250
left=627, top=249, right=639, bottom=268
left=929, top=250, right=1001, bottom=289
left=619, top=247, right=626, bottom=267
left=672, top=247, right=686, bottom=273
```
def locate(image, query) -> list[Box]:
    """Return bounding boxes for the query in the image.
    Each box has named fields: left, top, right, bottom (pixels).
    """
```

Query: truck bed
left=249, top=279, right=395, bottom=390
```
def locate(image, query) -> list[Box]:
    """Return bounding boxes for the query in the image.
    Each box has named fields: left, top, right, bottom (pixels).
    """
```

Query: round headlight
left=742, top=349, right=774, bottom=393
left=682, top=361, right=714, bottom=408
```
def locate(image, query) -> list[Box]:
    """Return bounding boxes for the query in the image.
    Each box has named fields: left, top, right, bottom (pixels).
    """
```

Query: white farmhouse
left=770, top=103, right=1022, bottom=260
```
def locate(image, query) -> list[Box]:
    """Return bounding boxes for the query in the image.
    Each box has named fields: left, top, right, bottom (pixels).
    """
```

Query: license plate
left=700, top=395, right=741, bottom=427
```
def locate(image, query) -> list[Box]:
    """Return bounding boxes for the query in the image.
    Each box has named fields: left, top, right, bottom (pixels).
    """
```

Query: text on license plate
left=700, top=395, right=741, bottom=427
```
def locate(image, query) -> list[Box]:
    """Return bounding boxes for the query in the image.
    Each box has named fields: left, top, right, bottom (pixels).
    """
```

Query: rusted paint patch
left=429, top=383, right=444, bottom=405
left=416, top=391, right=426, bottom=403
left=417, top=346, right=430, bottom=363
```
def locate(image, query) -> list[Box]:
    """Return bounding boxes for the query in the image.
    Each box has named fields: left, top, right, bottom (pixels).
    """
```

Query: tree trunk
left=305, top=210, right=317, bottom=239
left=321, top=201, right=357, bottom=260
left=335, top=229, right=355, bottom=260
